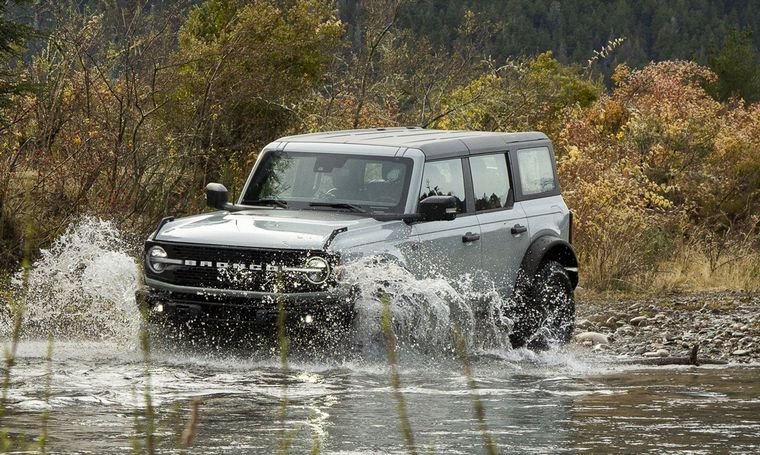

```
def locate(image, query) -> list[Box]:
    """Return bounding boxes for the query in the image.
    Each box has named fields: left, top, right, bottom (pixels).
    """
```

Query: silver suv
left=139, top=128, right=578, bottom=347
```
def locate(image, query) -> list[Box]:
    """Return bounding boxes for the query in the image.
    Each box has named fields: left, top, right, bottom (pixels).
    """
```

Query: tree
left=0, top=0, right=32, bottom=113
left=707, top=29, right=760, bottom=104
left=170, top=0, right=344, bottom=186
left=436, top=52, right=601, bottom=142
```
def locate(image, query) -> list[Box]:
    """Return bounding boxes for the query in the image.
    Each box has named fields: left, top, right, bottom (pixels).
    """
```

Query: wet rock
left=575, top=332, right=609, bottom=345
left=642, top=349, right=669, bottom=357
left=631, top=316, right=649, bottom=327
left=576, top=319, right=592, bottom=330
left=576, top=290, right=760, bottom=363
left=615, top=325, right=634, bottom=336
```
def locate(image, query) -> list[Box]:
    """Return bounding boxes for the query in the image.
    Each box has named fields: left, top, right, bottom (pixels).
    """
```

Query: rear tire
left=508, top=260, right=575, bottom=349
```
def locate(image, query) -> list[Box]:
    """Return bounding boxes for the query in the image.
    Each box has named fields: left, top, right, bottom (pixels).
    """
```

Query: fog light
left=304, top=314, right=313, bottom=324
left=154, top=303, right=164, bottom=313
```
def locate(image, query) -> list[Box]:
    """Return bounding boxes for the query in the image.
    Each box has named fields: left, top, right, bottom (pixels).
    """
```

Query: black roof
left=275, top=128, right=549, bottom=159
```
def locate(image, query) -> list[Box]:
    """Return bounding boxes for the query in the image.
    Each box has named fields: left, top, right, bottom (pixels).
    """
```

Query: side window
left=516, top=147, right=556, bottom=196
left=419, top=159, right=466, bottom=213
left=470, top=154, right=511, bottom=211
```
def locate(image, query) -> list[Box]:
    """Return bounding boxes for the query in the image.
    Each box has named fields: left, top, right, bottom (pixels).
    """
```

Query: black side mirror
left=206, top=183, right=229, bottom=210
left=418, top=195, right=458, bottom=222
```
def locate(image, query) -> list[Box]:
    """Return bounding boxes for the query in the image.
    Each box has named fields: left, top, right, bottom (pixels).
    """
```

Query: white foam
left=8, top=216, right=141, bottom=343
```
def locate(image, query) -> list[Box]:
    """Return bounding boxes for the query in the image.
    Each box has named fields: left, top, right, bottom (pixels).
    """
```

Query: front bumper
left=137, top=278, right=355, bottom=325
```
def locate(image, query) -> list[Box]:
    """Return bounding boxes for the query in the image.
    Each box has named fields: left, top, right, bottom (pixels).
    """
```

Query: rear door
left=470, top=152, right=530, bottom=297
left=511, top=144, right=569, bottom=242
left=408, top=158, right=482, bottom=285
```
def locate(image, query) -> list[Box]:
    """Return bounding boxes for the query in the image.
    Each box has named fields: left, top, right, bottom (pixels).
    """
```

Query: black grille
left=145, top=241, right=332, bottom=293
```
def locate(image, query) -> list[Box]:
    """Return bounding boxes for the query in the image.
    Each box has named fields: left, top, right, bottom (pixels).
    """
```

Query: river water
left=3, top=341, right=759, bottom=454
left=2, top=218, right=759, bottom=454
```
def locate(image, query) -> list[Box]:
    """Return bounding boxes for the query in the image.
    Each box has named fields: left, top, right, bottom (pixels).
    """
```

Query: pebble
left=630, top=316, right=648, bottom=326
left=576, top=291, right=760, bottom=363
left=576, top=319, right=592, bottom=330
left=575, top=332, right=610, bottom=345
left=642, top=351, right=667, bottom=358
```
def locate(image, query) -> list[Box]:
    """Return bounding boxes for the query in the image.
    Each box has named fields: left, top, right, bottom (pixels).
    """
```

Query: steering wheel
left=319, top=187, right=338, bottom=200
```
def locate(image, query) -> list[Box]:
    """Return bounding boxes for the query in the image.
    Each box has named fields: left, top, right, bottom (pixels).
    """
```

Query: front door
left=407, top=158, right=481, bottom=285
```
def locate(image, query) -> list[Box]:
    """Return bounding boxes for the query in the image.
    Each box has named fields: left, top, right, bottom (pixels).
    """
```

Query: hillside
left=340, top=0, right=760, bottom=68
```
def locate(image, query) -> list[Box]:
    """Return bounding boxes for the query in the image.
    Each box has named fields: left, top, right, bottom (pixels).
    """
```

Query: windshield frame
left=240, top=149, right=415, bottom=215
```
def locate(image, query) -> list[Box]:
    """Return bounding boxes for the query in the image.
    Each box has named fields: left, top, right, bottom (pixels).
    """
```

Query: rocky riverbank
left=574, top=290, right=760, bottom=363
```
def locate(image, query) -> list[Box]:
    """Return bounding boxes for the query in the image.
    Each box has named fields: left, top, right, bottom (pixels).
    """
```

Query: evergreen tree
left=0, top=0, right=32, bottom=110
left=707, top=29, right=760, bottom=104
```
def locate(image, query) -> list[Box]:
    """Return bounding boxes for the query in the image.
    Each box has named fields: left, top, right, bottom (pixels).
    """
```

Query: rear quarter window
left=516, top=147, right=556, bottom=196
left=470, top=153, right=511, bottom=210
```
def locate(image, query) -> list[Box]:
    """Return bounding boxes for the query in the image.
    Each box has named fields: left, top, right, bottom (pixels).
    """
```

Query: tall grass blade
left=38, top=335, right=54, bottom=454
left=380, top=292, right=417, bottom=455
left=452, top=326, right=497, bottom=455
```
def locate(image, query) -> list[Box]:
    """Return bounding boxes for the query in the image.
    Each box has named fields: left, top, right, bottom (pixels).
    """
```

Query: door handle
left=511, top=224, right=527, bottom=235
left=462, top=232, right=480, bottom=243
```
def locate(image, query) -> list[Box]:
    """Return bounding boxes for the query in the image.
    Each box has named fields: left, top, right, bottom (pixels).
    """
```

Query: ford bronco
left=138, top=128, right=578, bottom=347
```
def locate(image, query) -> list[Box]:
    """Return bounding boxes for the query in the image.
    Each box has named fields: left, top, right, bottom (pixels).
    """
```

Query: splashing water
left=337, top=257, right=514, bottom=356
left=9, top=216, right=141, bottom=342
left=6, top=217, right=521, bottom=356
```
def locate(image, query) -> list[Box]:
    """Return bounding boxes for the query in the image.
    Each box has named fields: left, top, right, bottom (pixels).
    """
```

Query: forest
left=2, top=0, right=760, bottom=291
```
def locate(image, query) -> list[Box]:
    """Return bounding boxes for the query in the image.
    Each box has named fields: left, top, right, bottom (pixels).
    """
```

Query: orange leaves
left=558, top=59, right=760, bottom=288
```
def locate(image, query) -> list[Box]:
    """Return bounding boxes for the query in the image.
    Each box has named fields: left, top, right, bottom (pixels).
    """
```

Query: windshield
left=242, top=151, right=413, bottom=214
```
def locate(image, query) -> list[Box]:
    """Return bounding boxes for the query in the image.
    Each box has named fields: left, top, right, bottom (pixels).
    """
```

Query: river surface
left=3, top=340, right=759, bottom=454
left=3, top=218, right=759, bottom=453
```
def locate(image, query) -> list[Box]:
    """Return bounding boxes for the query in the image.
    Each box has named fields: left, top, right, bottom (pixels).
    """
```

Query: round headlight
left=304, top=256, right=330, bottom=284
left=147, top=246, right=168, bottom=273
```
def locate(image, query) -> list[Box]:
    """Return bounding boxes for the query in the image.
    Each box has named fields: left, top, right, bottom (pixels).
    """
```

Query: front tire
left=508, top=261, right=575, bottom=349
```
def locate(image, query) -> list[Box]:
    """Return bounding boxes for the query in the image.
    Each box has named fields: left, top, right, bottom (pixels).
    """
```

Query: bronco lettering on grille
left=179, top=259, right=315, bottom=273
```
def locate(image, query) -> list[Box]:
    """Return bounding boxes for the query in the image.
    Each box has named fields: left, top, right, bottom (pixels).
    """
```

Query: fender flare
left=520, top=235, right=579, bottom=288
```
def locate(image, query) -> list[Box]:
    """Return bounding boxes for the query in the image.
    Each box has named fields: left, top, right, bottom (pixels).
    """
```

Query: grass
left=580, top=244, right=760, bottom=297
left=452, top=327, right=498, bottom=455
left=380, top=292, right=417, bottom=455
left=38, top=336, right=53, bottom=454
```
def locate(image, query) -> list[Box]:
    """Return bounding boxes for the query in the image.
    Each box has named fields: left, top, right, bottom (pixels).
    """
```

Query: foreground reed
left=453, top=326, right=498, bottom=455
left=380, top=292, right=417, bottom=455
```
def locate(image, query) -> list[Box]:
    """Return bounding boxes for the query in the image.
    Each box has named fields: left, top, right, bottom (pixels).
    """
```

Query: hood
left=154, top=209, right=380, bottom=250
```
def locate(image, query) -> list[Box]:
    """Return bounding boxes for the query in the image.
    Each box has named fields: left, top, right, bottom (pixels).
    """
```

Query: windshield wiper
left=309, top=202, right=367, bottom=213
left=249, top=197, right=288, bottom=208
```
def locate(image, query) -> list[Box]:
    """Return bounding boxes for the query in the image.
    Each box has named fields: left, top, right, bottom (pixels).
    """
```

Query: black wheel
left=508, top=261, right=575, bottom=349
